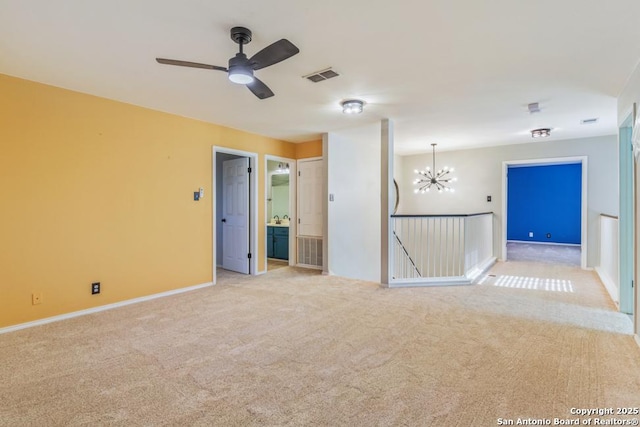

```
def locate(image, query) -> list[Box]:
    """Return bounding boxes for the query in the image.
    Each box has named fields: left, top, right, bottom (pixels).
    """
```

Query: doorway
left=213, top=147, right=258, bottom=283
left=265, top=156, right=296, bottom=270
left=619, top=113, right=635, bottom=316
left=502, top=156, right=588, bottom=269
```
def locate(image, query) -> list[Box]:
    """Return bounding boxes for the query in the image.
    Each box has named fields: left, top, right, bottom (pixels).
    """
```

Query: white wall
left=327, top=123, right=382, bottom=282
left=398, top=135, right=618, bottom=267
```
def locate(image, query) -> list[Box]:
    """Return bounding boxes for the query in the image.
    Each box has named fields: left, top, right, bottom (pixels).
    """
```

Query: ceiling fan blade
left=156, top=58, right=227, bottom=72
left=249, top=39, right=299, bottom=70
left=247, top=77, right=274, bottom=99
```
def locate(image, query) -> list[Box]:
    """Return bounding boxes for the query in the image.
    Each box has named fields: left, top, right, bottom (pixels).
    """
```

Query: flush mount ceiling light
left=413, top=143, right=457, bottom=194
left=341, top=99, right=364, bottom=114
left=531, top=128, right=551, bottom=138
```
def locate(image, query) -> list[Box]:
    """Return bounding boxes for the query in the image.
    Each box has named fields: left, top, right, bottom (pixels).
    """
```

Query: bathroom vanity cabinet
left=267, top=226, right=289, bottom=260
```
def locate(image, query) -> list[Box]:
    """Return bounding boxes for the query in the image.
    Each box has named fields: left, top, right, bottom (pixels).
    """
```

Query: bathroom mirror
left=267, top=160, right=290, bottom=221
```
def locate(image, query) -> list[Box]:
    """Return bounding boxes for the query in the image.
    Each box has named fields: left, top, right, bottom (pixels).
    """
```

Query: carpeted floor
left=267, top=259, right=289, bottom=271
left=507, top=241, right=581, bottom=266
left=0, top=262, right=638, bottom=426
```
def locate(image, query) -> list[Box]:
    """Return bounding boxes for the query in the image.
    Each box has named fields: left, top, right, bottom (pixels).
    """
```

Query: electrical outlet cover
left=32, top=292, right=42, bottom=305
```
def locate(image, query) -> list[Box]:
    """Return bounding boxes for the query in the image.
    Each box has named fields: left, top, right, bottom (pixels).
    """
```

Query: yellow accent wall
left=296, top=139, right=322, bottom=159
left=0, top=73, right=298, bottom=328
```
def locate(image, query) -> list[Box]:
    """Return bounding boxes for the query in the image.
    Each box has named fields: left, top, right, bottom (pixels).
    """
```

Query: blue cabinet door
left=273, top=227, right=289, bottom=260
left=267, top=227, right=274, bottom=258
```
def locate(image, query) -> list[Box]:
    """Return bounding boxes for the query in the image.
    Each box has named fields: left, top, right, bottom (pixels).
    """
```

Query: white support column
left=381, top=119, right=394, bottom=285
left=322, top=133, right=329, bottom=275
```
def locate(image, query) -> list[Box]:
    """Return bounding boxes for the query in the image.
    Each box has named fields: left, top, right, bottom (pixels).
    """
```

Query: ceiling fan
left=156, top=26, right=299, bottom=100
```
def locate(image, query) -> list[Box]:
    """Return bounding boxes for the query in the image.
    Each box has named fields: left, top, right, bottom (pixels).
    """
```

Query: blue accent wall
left=507, top=163, right=581, bottom=244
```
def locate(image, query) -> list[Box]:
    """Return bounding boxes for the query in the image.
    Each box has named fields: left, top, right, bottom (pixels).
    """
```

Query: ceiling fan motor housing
left=230, top=27, right=252, bottom=45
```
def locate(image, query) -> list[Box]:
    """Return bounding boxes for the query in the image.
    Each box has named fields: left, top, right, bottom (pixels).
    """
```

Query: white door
left=298, top=159, right=323, bottom=236
left=222, top=157, right=250, bottom=274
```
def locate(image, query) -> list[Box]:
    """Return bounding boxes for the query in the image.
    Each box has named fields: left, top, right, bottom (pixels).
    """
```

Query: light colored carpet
left=1, top=262, right=638, bottom=426
left=507, top=241, right=581, bottom=266
left=267, top=259, right=289, bottom=271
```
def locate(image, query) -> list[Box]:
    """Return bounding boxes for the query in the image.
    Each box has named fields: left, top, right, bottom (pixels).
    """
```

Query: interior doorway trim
left=264, top=155, right=297, bottom=269
left=212, top=146, right=259, bottom=284
left=501, top=156, right=588, bottom=269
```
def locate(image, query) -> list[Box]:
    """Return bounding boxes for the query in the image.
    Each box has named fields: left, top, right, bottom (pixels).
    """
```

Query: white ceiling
left=2, top=0, right=640, bottom=154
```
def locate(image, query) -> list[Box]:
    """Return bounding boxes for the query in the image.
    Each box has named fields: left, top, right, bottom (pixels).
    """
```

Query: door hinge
left=298, top=171, right=301, bottom=176
left=298, top=218, right=301, bottom=224
left=248, top=167, right=252, bottom=173
left=248, top=253, right=252, bottom=259
left=632, top=280, right=635, bottom=288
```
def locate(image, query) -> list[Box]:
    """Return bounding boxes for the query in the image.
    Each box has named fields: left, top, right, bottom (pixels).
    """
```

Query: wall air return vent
left=303, top=68, right=339, bottom=83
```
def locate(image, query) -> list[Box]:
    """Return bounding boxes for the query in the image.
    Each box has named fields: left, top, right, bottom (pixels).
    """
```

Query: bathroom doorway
left=265, top=156, right=296, bottom=270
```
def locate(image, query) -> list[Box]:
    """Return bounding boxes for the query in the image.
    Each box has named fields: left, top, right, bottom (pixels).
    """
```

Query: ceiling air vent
left=303, top=67, right=339, bottom=83
left=580, top=118, right=599, bottom=124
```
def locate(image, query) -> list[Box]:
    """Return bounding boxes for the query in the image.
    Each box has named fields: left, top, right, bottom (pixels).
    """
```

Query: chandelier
left=413, top=143, right=457, bottom=193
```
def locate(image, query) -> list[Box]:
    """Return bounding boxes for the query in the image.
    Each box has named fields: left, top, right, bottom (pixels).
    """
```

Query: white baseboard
left=466, top=257, right=497, bottom=283
left=594, top=266, right=620, bottom=308
left=507, top=240, right=581, bottom=247
left=390, top=276, right=472, bottom=288
left=0, top=281, right=214, bottom=335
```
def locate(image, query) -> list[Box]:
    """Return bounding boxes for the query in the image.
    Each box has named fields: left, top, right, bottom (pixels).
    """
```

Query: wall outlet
left=32, top=292, right=43, bottom=305
left=528, top=232, right=534, bottom=238
left=92, top=282, right=100, bottom=295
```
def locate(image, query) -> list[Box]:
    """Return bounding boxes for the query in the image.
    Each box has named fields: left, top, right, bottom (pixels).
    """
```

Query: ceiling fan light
left=228, top=67, right=254, bottom=84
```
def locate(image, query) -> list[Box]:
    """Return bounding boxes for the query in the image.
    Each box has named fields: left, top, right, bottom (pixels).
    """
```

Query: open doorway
left=213, top=147, right=258, bottom=283
left=620, top=113, right=635, bottom=316
left=502, top=157, right=588, bottom=269
left=265, top=156, right=296, bottom=271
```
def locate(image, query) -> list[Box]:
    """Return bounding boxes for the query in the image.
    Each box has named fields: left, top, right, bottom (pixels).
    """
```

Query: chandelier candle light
left=414, top=143, right=457, bottom=193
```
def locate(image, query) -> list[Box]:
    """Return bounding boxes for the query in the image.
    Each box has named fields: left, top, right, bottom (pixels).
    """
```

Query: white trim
left=595, top=266, right=620, bottom=307
left=507, top=240, right=581, bottom=247
left=635, top=334, right=640, bottom=349
left=297, top=263, right=323, bottom=270
left=265, top=155, right=297, bottom=267
left=466, top=257, right=497, bottom=282
left=390, top=276, right=472, bottom=288
left=501, top=156, right=588, bottom=269
left=389, top=257, right=496, bottom=288
left=298, top=155, right=323, bottom=162
left=213, top=146, right=259, bottom=282
left=0, top=282, right=214, bottom=335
